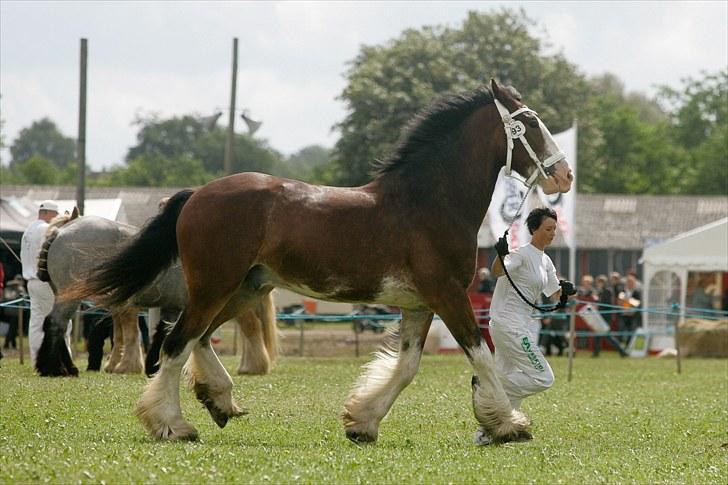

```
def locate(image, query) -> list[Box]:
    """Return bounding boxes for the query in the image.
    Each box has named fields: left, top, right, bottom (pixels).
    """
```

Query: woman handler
left=487, top=207, right=575, bottom=419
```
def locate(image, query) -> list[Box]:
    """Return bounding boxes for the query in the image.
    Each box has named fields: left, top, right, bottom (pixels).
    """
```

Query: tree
left=283, top=145, right=331, bottom=182
left=14, top=155, right=61, bottom=184
left=330, top=9, right=590, bottom=186
left=9, top=118, right=76, bottom=170
left=126, top=114, right=286, bottom=180
left=658, top=70, right=727, bottom=194
left=100, top=153, right=213, bottom=187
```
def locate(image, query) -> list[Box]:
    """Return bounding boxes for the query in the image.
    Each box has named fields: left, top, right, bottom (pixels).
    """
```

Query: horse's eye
left=528, top=119, right=539, bottom=129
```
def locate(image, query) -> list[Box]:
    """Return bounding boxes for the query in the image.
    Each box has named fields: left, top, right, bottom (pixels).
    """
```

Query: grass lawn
left=0, top=353, right=726, bottom=484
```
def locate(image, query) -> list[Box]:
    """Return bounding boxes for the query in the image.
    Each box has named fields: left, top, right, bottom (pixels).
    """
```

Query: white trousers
left=27, top=279, right=71, bottom=367
left=490, top=317, right=554, bottom=410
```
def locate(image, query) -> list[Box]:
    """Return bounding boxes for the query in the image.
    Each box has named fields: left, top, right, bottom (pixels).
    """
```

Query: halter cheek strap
left=494, top=99, right=565, bottom=188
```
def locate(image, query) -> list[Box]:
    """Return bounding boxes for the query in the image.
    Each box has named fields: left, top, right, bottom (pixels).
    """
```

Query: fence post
left=567, top=304, right=577, bottom=382
left=354, top=322, right=360, bottom=358
left=18, top=306, right=24, bottom=365
left=298, top=318, right=305, bottom=357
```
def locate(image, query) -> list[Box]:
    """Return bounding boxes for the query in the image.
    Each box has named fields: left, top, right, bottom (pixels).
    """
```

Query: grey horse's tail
left=38, top=208, right=79, bottom=284
left=60, top=189, right=194, bottom=308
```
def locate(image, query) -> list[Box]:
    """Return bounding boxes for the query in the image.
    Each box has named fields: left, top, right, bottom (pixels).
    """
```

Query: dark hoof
left=209, top=409, right=229, bottom=429
left=345, top=430, right=377, bottom=444
left=495, top=429, right=533, bottom=444
left=200, top=396, right=247, bottom=428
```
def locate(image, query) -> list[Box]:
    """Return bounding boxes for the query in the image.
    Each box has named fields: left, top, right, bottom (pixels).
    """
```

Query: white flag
left=537, top=123, right=578, bottom=249
left=487, top=167, right=531, bottom=248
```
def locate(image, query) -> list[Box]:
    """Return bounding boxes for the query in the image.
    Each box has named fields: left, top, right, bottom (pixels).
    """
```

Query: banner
left=536, top=123, right=578, bottom=249
left=486, top=167, right=531, bottom=248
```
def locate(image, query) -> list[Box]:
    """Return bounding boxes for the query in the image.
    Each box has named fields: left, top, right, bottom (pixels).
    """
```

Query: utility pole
left=223, top=38, right=238, bottom=176
left=76, top=38, right=87, bottom=215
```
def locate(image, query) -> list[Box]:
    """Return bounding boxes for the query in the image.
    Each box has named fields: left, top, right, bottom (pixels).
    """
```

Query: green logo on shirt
left=521, top=336, right=545, bottom=372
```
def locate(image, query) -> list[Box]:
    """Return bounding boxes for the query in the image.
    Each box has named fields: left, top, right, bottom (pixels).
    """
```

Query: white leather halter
left=494, top=98, right=565, bottom=187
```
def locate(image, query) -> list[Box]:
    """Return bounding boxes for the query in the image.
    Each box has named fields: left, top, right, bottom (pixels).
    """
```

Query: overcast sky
left=1, top=1, right=726, bottom=171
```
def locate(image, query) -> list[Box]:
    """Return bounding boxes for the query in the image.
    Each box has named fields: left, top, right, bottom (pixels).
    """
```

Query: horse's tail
left=259, top=292, right=279, bottom=363
left=38, top=207, right=80, bottom=283
left=60, top=189, right=195, bottom=307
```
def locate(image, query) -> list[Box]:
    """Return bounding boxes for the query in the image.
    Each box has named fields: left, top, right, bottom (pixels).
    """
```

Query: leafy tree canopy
left=9, top=118, right=76, bottom=170
left=330, top=8, right=589, bottom=186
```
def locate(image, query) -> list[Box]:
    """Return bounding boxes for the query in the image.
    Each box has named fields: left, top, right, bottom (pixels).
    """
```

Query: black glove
left=558, top=279, right=576, bottom=307
left=560, top=279, right=577, bottom=296
left=495, top=236, right=509, bottom=258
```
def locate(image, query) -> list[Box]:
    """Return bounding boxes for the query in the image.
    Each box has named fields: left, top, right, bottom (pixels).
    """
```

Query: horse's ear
left=490, top=78, right=503, bottom=100
left=71, top=207, right=80, bottom=220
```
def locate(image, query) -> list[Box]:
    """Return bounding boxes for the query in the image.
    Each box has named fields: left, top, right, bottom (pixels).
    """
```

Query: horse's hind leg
left=236, top=304, right=271, bottom=375
left=114, top=308, right=144, bottom=374
left=185, top=289, right=266, bottom=427
left=343, top=310, right=433, bottom=443
left=104, top=312, right=124, bottom=373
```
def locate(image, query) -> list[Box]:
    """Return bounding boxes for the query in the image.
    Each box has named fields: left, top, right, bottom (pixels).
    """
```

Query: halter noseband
left=494, top=98, right=565, bottom=188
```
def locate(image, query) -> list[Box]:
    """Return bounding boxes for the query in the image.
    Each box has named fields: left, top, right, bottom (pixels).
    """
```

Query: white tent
left=642, top=217, right=728, bottom=352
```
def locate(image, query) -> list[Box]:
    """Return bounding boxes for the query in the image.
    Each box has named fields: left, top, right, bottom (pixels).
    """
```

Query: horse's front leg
left=113, top=308, right=144, bottom=374
left=432, top=287, right=530, bottom=444
left=343, top=309, right=433, bottom=443
left=184, top=291, right=261, bottom=428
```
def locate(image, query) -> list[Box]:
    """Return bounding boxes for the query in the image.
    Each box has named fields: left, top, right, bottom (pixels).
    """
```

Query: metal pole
left=567, top=304, right=577, bottom=382
left=223, top=38, right=238, bottom=176
left=298, top=318, right=305, bottom=357
left=76, top=38, right=87, bottom=215
left=18, top=306, right=24, bottom=365
left=354, top=323, right=360, bottom=358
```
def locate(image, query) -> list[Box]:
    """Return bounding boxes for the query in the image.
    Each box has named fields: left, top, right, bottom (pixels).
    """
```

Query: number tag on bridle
left=509, top=120, right=526, bottom=138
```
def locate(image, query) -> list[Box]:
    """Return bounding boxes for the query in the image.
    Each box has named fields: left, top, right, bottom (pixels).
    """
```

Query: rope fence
left=2, top=297, right=726, bottom=375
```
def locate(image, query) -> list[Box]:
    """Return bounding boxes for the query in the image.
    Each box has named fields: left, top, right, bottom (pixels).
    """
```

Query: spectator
left=2, top=275, right=27, bottom=349
left=610, top=272, right=624, bottom=304
left=690, top=274, right=713, bottom=312
left=578, top=274, right=597, bottom=300
left=476, top=267, right=494, bottom=293
left=617, top=274, right=642, bottom=345
left=593, top=275, right=628, bottom=357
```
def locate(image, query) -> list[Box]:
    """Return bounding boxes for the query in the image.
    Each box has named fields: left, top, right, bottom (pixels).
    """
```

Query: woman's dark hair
left=526, top=207, right=557, bottom=234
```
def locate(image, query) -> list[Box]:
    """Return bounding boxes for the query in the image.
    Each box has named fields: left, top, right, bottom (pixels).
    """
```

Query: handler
left=20, top=200, right=68, bottom=367
left=488, top=207, right=575, bottom=413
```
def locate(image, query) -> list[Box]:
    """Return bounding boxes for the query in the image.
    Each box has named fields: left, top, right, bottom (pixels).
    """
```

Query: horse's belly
left=275, top=274, right=425, bottom=309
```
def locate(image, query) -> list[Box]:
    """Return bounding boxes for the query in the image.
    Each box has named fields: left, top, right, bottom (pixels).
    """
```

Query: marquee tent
left=642, top=217, right=728, bottom=352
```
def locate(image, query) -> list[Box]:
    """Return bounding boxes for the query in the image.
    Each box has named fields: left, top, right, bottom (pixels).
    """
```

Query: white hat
left=39, top=200, right=59, bottom=212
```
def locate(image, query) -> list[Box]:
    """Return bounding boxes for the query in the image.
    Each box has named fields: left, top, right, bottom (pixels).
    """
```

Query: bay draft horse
left=64, top=79, right=572, bottom=443
left=39, top=211, right=278, bottom=377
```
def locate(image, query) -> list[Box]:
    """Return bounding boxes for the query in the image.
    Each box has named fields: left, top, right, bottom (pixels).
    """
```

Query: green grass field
left=1, top=354, right=726, bottom=484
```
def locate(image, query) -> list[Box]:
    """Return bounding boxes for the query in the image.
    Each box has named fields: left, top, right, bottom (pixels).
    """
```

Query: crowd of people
left=476, top=262, right=645, bottom=358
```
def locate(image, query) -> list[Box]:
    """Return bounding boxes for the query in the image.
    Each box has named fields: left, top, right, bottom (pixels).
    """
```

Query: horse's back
left=48, top=216, right=138, bottom=292
left=178, top=172, right=414, bottom=305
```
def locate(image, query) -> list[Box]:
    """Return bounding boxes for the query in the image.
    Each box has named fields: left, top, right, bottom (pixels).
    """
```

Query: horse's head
left=490, top=79, right=573, bottom=194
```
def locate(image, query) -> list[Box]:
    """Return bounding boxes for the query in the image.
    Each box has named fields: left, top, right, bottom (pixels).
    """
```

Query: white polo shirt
left=20, top=219, right=49, bottom=281
left=490, top=243, right=560, bottom=324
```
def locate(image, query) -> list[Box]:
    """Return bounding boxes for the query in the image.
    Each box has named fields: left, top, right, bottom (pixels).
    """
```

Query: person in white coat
left=480, top=207, right=574, bottom=444
left=20, top=200, right=70, bottom=367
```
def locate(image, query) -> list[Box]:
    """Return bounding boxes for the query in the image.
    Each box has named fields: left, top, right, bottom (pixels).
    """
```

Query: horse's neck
left=376, top=146, right=501, bottom=232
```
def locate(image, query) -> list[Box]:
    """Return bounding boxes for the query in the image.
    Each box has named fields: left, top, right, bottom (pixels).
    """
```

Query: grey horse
left=36, top=210, right=278, bottom=377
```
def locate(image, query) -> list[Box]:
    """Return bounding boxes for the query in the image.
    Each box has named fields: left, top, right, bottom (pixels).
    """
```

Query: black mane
left=373, top=85, right=495, bottom=177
